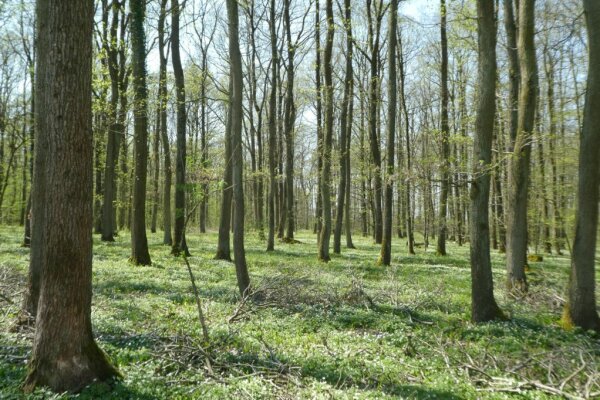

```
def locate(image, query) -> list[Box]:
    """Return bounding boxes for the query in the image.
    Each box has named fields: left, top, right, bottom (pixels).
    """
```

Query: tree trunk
left=344, top=53, right=355, bottom=249
left=314, top=0, right=323, bottom=235
left=562, top=0, right=600, bottom=332
left=215, top=78, right=233, bottom=260
left=506, top=0, right=538, bottom=292
left=227, top=0, right=251, bottom=295
left=23, top=0, right=120, bottom=391
left=398, top=28, right=415, bottom=255
left=436, top=0, right=450, bottom=256
left=470, top=0, right=504, bottom=323
left=129, top=0, right=151, bottom=265
left=334, top=0, right=354, bottom=253
left=379, top=0, right=397, bottom=266
left=171, top=0, right=189, bottom=256
left=367, top=0, right=383, bottom=245
left=283, top=0, right=296, bottom=241
left=359, top=88, right=368, bottom=237
left=318, top=0, right=334, bottom=262
left=101, top=2, right=122, bottom=242
left=199, top=55, right=209, bottom=233
left=267, top=0, right=278, bottom=252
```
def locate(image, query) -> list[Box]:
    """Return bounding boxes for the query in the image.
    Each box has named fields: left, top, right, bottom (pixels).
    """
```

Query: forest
left=0, top=0, right=599, bottom=398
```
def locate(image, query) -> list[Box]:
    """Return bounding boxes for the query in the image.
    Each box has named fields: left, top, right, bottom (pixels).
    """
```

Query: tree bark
left=101, top=2, right=122, bottom=242
left=314, top=0, right=323, bottom=235
left=267, top=0, right=278, bottom=252
left=23, top=0, right=120, bottom=391
left=379, top=0, right=397, bottom=266
left=562, top=0, right=600, bottom=332
left=470, top=0, right=504, bottom=323
left=334, top=0, right=354, bottom=253
left=171, top=0, right=189, bottom=256
left=366, top=0, right=384, bottom=245
left=129, top=0, right=151, bottom=265
left=157, top=0, right=171, bottom=245
left=215, top=78, right=233, bottom=260
left=227, top=0, right=251, bottom=295
left=318, top=0, right=334, bottom=262
left=506, top=0, right=538, bottom=292
left=398, top=28, right=415, bottom=255
left=436, top=0, right=450, bottom=256
left=283, top=0, right=296, bottom=241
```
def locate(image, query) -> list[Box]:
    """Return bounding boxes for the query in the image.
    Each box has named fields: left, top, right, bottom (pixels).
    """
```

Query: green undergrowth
left=1, top=226, right=599, bottom=399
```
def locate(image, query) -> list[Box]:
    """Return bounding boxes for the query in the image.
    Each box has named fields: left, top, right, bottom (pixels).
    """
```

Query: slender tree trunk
left=315, top=0, right=323, bottom=235
left=562, top=0, right=600, bottom=332
left=157, top=0, right=171, bottom=245
left=379, top=0, right=397, bottom=266
left=344, top=59, right=355, bottom=249
left=283, top=0, right=296, bottom=241
left=171, top=0, right=189, bottom=256
left=318, top=0, right=334, bottom=262
left=398, top=29, right=414, bottom=255
left=102, top=3, right=121, bottom=242
left=22, top=17, right=35, bottom=248
left=130, top=0, right=151, bottom=265
left=506, top=0, right=538, bottom=292
left=334, top=0, right=353, bottom=253
left=436, top=0, right=450, bottom=256
left=227, top=0, right=251, bottom=295
left=247, top=5, right=264, bottom=239
left=150, top=79, right=160, bottom=233
left=494, top=101, right=507, bottom=253
left=200, top=53, right=209, bottom=233
left=367, top=0, right=383, bottom=245
left=359, top=89, right=368, bottom=237
left=23, top=0, right=120, bottom=391
left=215, top=78, right=233, bottom=260
left=470, top=0, right=504, bottom=323
left=379, top=1, right=399, bottom=256
left=543, top=48, right=563, bottom=255
left=266, top=0, right=278, bottom=251
left=19, top=28, right=37, bottom=324
left=535, top=78, right=551, bottom=254
left=94, top=132, right=103, bottom=234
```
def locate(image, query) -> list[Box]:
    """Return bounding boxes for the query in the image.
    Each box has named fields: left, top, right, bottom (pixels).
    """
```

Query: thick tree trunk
left=506, top=0, right=538, bottom=292
left=318, top=0, right=334, bottom=262
left=470, top=0, right=504, bottom=323
left=436, top=0, right=450, bottom=256
left=562, top=0, right=600, bottom=332
left=171, top=0, right=189, bottom=256
left=129, top=0, right=151, bottom=265
left=23, top=0, right=120, bottom=391
left=227, top=0, right=251, bottom=295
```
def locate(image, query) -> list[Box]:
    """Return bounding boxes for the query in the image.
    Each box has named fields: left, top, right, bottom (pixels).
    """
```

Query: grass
left=0, top=225, right=599, bottom=399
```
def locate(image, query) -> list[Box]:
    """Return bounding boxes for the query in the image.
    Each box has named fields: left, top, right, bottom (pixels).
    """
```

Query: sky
left=401, top=0, right=437, bottom=21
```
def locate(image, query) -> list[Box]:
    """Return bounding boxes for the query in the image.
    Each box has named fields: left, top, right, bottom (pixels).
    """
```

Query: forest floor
left=0, top=226, right=599, bottom=399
